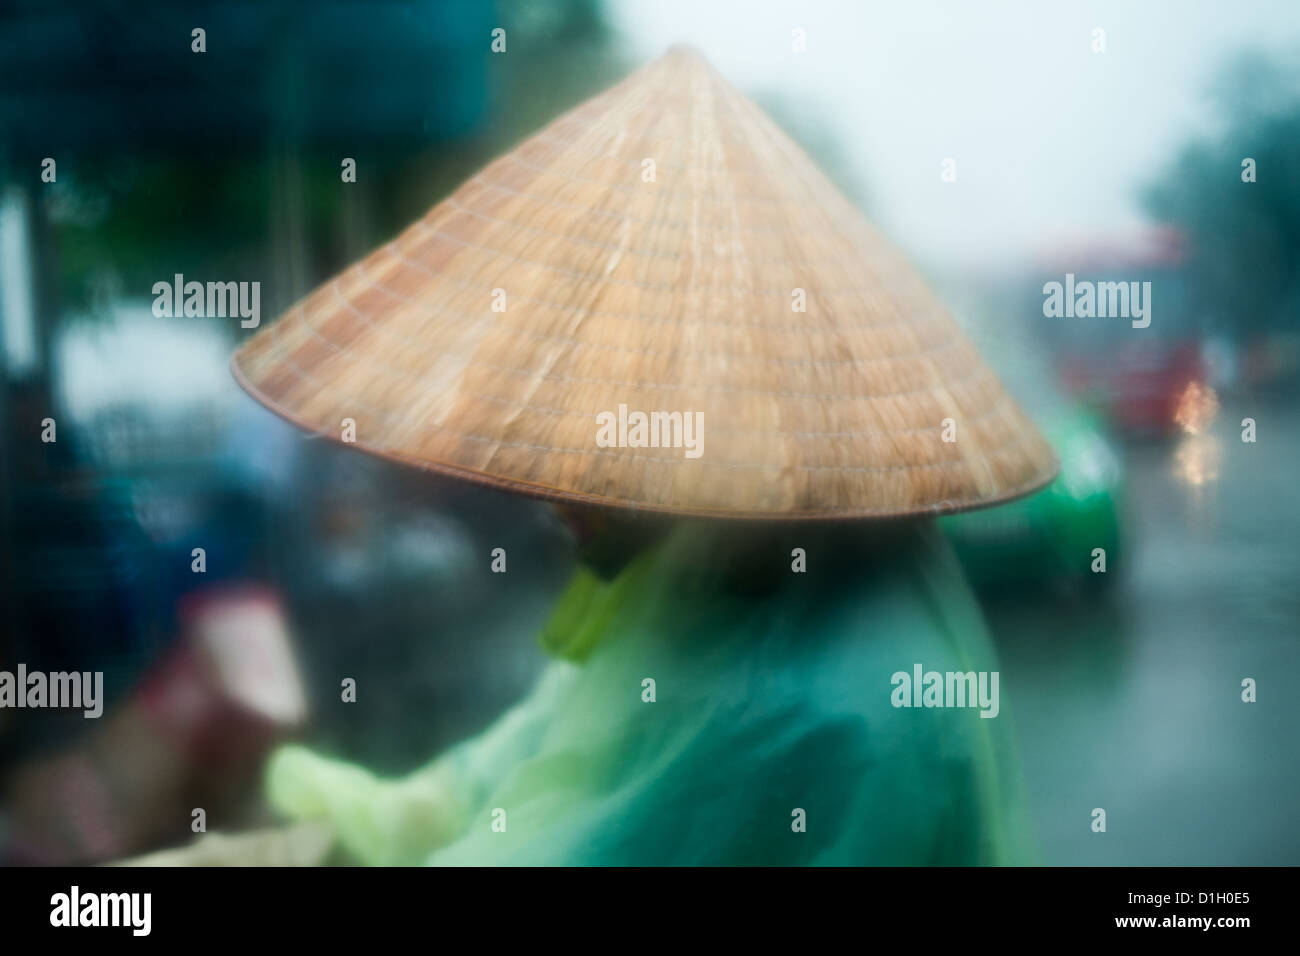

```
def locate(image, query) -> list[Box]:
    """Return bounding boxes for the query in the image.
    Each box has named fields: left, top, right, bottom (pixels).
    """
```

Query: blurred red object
left=5, top=586, right=306, bottom=865
left=1060, top=341, right=1206, bottom=438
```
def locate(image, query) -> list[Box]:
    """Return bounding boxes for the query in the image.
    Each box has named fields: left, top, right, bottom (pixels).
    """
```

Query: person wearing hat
left=236, top=48, right=1056, bottom=865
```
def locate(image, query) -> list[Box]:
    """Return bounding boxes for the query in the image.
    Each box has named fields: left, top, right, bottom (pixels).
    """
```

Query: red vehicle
left=1060, top=339, right=1206, bottom=438
left=1038, top=228, right=1205, bottom=438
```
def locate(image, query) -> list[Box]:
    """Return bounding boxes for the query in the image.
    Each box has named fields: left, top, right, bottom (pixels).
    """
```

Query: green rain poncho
left=266, top=519, right=1029, bottom=865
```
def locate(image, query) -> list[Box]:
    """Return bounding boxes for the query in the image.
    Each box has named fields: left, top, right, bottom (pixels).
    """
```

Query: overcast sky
left=606, top=0, right=1300, bottom=269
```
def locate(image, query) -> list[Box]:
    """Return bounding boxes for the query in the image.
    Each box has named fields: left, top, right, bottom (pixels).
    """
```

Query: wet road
left=986, top=395, right=1300, bottom=864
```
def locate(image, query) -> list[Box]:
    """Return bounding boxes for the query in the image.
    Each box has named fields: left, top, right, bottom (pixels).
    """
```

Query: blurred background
left=1, top=0, right=1297, bottom=865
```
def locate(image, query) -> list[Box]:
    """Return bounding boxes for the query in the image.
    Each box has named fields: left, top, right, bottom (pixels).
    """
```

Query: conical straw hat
left=232, top=47, right=1057, bottom=519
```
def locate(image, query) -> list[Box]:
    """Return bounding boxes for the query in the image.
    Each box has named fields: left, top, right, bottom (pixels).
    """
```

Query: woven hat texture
left=233, top=47, right=1057, bottom=518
